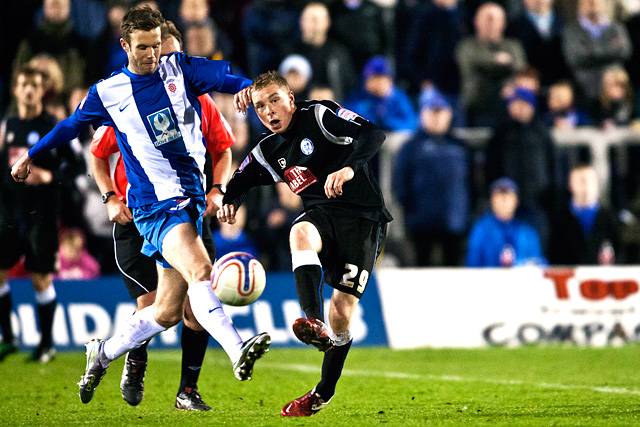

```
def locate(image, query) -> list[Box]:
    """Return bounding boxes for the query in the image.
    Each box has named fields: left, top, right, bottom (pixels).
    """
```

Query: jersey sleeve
left=28, top=84, right=111, bottom=158
left=175, top=52, right=252, bottom=95
left=198, top=94, right=235, bottom=154
left=314, top=102, right=386, bottom=173
left=90, top=126, right=119, bottom=160
left=223, top=144, right=282, bottom=207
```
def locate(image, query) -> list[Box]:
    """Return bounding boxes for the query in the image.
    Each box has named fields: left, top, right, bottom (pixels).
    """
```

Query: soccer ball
left=211, top=251, right=266, bottom=306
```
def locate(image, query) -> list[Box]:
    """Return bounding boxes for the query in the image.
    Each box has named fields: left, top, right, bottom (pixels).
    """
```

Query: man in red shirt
left=89, top=21, right=234, bottom=411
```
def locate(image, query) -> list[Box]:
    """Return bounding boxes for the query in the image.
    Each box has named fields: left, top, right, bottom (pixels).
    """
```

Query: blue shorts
left=132, top=196, right=205, bottom=268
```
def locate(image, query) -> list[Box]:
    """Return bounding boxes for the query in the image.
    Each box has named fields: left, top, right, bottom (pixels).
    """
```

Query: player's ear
left=288, top=90, right=295, bottom=105
left=120, top=38, right=130, bottom=53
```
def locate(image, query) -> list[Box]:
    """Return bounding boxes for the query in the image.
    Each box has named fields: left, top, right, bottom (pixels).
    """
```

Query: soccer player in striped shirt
left=11, top=7, right=269, bottom=405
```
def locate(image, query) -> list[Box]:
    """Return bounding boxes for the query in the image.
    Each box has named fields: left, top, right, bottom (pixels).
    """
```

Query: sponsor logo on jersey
left=300, top=138, right=314, bottom=155
left=278, top=158, right=286, bottom=169
left=284, top=166, right=317, bottom=194
left=147, top=108, right=182, bottom=147
left=337, top=108, right=359, bottom=122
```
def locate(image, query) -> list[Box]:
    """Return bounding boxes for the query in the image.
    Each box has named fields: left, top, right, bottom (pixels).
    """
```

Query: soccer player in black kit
left=0, top=66, right=66, bottom=363
left=219, top=71, right=392, bottom=416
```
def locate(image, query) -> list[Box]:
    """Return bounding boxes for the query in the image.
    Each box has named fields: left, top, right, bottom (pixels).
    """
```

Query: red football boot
left=281, top=389, right=330, bottom=417
left=292, top=318, right=334, bottom=352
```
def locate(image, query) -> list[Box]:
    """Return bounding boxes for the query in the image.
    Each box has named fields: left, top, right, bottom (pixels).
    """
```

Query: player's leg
left=289, top=221, right=324, bottom=320
left=113, top=221, right=158, bottom=406
left=0, top=270, right=17, bottom=361
left=162, top=222, right=270, bottom=381
left=78, top=266, right=180, bottom=404
left=175, top=296, right=211, bottom=411
left=26, top=213, right=59, bottom=363
left=175, top=217, right=214, bottom=410
left=30, top=272, right=57, bottom=363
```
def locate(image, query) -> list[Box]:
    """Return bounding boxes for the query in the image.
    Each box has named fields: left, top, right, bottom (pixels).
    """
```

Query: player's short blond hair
left=252, top=71, right=290, bottom=92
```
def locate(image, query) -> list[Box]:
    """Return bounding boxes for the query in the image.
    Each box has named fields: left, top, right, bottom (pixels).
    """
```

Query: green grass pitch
left=1, top=346, right=639, bottom=426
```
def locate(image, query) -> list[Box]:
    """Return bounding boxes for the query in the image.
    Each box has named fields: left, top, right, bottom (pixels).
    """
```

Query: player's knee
left=154, top=305, right=182, bottom=328
left=188, top=262, right=212, bottom=284
left=289, top=223, right=317, bottom=250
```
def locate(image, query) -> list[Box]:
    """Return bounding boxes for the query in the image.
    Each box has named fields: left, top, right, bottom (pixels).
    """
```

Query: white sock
left=0, top=282, right=10, bottom=298
left=291, top=250, right=321, bottom=271
left=103, top=306, right=165, bottom=362
left=35, top=285, right=56, bottom=305
left=187, top=280, right=243, bottom=362
left=335, top=330, right=352, bottom=346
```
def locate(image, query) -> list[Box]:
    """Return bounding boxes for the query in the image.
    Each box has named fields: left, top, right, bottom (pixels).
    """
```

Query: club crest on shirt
left=278, top=157, right=286, bottom=169
left=147, top=107, right=182, bottom=147
left=300, top=138, right=314, bottom=155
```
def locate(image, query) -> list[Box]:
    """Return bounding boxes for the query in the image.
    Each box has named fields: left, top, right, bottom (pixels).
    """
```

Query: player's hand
left=217, top=203, right=237, bottom=224
left=204, top=188, right=224, bottom=217
left=324, top=166, right=354, bottom=199
left=234, top=86, right=252, bottom=114
left=106, top=198, right=133, bottom=225
left=10, top=152, right=32, bottom=183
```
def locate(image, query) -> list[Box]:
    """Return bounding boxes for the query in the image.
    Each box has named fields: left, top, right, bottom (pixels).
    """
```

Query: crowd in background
left=2, top=0, right=640, bottom=273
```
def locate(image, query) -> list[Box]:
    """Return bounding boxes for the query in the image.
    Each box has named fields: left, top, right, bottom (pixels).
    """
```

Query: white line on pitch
left=148, top=353, right=640, bottom=396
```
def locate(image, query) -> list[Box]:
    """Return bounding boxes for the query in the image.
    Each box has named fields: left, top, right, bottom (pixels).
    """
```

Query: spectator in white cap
left=279, top=54, right=313, bottom=98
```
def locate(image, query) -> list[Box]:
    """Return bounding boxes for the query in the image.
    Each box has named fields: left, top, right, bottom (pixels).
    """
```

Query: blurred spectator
left=595, top=65, right=635, bottom=127
left=507, top=0, right=569, bottom=87
left=291, top=2, right=357, bottom=102
left=544, top=80, right=592, bottom=128
left=89, top=0, right=128, bottom=82
left=485, top=87, right=557, bottom=239
left=279, top=54, right=313, bottom=98
left=185, top=21, right=226, bottom=60
left=329, top=0, right=393, bottom=75
left=625, top=9, right=640, bottom=100
left=26, top=54, right=65, bottom=116
left=393, top=88, right=469, bottom=266
left=549, top=164, right=620, bottom=265
left=404, top=0, right=465, bottom=101
left=214, top=205, right=259, bottom=258
left=178, top=0, right=210, bottom=27
left=13, top=0, right=87, bottom=96
left=562, top=0, right=631, bottom=105
left=212, top=94, right=250, bottom=160
left=501, top=67, right=541, bottom=105
left=242, top=0, right=300, bottom=77
left=55, top=228, right=100, bottom=280
left=466, top=178, right=546, bottom=267
left=69, top=0, right=107, bottom=41
left=345, top=56, right=417, bottom=132
left=456, top=2, right=527, bottom=127
left=308, top=85, right=336, bottom=101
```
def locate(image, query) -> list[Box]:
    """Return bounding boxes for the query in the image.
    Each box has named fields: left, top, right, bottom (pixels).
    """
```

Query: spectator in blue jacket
left=345, top=56, right=417, bottom=132
left=393, top=88, right=469, bottom=266
left=466, top=178, right=546, bottom=267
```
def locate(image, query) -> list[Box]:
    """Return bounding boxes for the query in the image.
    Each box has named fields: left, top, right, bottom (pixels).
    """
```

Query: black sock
left=315, top=339, right=352, bottom=400
left=37, top=299, right=57, bottom=349
left=0, top=293, right=14, bottom=344
left=178, top=326, right=209, bottom=393
left=294, top=265, right=323, bottom=320
left=128, top=340, right=149, bottom=362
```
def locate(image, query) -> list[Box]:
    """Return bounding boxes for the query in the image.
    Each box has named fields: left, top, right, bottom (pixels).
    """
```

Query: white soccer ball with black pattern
left=211, top=251, right=266, bottom=306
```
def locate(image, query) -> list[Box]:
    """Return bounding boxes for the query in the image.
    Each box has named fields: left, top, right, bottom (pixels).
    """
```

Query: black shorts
left=294, top=208, right=387, bottom=299
left=0, top=207, right=58, bottom=274
left=113, top=218, right=216, bottom=299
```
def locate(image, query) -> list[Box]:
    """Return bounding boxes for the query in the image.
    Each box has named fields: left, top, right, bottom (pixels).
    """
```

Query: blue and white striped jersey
left=28, top=52, right=251, bottom=207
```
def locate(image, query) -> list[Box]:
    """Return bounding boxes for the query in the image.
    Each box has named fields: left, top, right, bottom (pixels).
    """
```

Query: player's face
left=14, top=74, right=44, bottom=108
left=161, top=35, right=181, bottom=56
left=252, top=84, right=296, bottom=134
left=122, top=27, right=162, bottom=75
